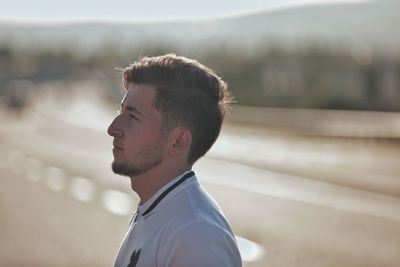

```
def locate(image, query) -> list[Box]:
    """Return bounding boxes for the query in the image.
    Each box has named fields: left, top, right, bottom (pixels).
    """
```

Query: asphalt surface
left=1, top=101, right=400, bottom=267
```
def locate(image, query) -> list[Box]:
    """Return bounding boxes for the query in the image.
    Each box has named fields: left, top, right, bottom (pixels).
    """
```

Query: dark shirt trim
left=142, top=171, right=195, bottom=217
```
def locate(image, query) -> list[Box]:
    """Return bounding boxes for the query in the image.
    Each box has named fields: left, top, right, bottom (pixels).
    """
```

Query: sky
left=0, top=0, right=370, bottom=23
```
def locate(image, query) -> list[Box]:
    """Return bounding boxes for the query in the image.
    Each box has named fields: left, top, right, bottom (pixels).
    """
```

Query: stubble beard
left=111, top=138, right=165, bottom=178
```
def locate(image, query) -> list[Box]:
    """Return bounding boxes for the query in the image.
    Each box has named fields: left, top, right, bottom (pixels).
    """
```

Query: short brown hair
left=123, top=54, right=233, bottom=165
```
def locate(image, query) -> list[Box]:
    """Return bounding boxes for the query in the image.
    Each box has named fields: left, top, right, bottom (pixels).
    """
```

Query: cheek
left=122, top=118, right=162, bottom=146
left=124, top=129, right=160, bottom=148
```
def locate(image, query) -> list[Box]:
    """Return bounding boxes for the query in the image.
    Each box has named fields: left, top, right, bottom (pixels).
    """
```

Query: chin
left=111, top=162, right=129, bottom=177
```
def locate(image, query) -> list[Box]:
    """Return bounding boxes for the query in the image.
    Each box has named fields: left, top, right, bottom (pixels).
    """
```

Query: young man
left=107, top=54, right=242, bottom=267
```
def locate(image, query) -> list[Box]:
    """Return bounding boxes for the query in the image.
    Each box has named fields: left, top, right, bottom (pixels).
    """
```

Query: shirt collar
left=136, top=170, right=195, bottom=217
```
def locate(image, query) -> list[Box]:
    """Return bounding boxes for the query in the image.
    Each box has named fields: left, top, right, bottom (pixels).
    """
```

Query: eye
left=129, top=114, right=138, bottom=120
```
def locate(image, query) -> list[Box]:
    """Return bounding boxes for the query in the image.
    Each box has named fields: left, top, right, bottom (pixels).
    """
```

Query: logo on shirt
left=127, top=248, right=141, bottom=267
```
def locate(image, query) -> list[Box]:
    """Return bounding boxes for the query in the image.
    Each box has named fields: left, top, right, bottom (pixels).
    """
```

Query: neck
left=130, top=165, right=190, bottom=204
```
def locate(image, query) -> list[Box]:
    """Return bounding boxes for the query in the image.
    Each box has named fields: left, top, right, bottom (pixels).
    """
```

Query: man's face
left=107, top=83, right=166, bottom=177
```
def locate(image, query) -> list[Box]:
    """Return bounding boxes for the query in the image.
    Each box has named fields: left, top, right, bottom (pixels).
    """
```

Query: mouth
left=113, top=142, right=123, bottom=150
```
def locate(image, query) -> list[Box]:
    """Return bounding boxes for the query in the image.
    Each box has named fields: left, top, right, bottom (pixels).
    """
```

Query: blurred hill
left=0, top=0, right=399, bottom=111
left=0, top=0, right=399, bottom=50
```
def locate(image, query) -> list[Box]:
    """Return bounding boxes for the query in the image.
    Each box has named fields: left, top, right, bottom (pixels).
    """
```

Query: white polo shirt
left=113, top=171, right=242, bottom=267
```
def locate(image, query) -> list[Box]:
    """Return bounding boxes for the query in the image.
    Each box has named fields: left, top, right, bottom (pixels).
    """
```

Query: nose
left=107, top=116, right=123, bottom=137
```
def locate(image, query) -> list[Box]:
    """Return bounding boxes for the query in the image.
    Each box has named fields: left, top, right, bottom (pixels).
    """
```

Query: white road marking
left=236, top=236, right=264, bottom=262
left=102, top=189, right=134, bottom=215
left=70, top=176, right=96, bottom=202
left=45, top=166, right=66, bottom=192
left=7, top=149, right=25, bottom=176
left=26, top=157, right=43, bottom=182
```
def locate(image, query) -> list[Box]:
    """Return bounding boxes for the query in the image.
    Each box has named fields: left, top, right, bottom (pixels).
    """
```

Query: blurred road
left=1, top=98, right=400, bottom=267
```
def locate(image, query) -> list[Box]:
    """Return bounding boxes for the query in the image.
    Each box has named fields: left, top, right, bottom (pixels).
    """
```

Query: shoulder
left=157, top=180, right=219, bottom=219
left=158, top=220, right=242, bottom=267
left=160, top=183, right=235, bottom=235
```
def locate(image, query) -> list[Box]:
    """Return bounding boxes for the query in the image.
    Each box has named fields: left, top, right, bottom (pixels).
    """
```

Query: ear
left=168, top=127, right=192, bottom=158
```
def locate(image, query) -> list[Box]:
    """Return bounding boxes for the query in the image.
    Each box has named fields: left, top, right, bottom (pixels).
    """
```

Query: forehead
left=122, top=83, right=161, bottom=119
left=123, top=83, right=155, bottom=104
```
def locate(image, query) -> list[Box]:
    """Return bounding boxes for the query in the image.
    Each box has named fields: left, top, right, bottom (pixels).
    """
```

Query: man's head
left=108, top=54, right=232, bottom=177
left=123, top=54, right=232, bottom=165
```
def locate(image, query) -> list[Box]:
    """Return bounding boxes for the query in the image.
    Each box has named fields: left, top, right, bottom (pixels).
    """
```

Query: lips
left=113, top=141, right=123, bottom=150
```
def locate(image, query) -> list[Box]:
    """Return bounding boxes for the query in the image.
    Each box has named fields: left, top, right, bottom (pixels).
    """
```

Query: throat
left=129, top=168, right=191, bottom=203
left=130, top=174, right=163, bottom=203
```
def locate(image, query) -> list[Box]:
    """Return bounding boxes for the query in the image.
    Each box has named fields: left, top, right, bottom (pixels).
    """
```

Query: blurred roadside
left=228, top=105, right=400, bottom=139
left=1, top=89, right=400, bottom=267
left=2, top=87, right=400, bottom=198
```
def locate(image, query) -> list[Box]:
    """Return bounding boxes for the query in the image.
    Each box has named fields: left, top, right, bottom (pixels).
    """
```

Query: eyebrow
left=121, top=103, right=144, bottom=118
